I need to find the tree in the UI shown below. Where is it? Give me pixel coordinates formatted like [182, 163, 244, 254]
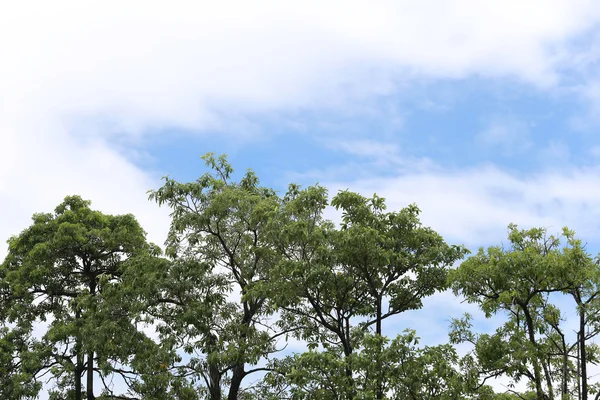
[560, 229, 600, 400]
[0, 195, 164, 400]
[449, 225, 589, 400]
[331, 191, 467, 399]
[261, 186, 466, 398]
[148, 153, 285, 400]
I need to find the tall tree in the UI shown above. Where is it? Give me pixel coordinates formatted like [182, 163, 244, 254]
[148, 153, 284, 400]
[331, 191, 467, 399]
[0, 195, 164, 400]
[559, 229, 600, 400]
[262, 186, 466, 398]
[449, 225, 586, 400]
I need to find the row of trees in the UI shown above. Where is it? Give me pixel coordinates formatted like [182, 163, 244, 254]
[1, 153, 600, 399]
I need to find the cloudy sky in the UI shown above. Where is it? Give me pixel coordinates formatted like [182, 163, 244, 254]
[3, 0, 600, 394]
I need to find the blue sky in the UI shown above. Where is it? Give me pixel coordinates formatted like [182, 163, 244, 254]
[138, 76, 585, 179]
[3, 0, 600, 394]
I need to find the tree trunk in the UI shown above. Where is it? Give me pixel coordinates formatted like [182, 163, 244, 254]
[228, 301, 253, 400]
[562, 336, 568, 398]
[75, 351, 83, 400]
[577, 339, 582, 400]
[209, 384, 221, 400]
[376, 296, 383, 400]
[523, 307, 545, 400]
[573, 288, 588, 400]
[580, 313, 588, 400]
[542, 360, 554, 400]
[228, 364, 245, 400]
[86, 274, 96, 399]
[342, 318, 355, 400]
[86, 351, 94, 399]
[206, 331, 222, 400]
[75, 308, 83, 400]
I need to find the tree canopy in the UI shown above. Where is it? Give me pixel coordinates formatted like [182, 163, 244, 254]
[1, 154, 599, 400]
[0, 195, 170, 399]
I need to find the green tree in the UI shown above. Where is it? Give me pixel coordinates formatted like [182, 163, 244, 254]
[449, 225, 588, 400]
[262, 186, 466, 398]
[148, 153, 285, 400]
[0, 195, 164, 400]
[560, 229, 600, 400]
[331, 191, 467, 399]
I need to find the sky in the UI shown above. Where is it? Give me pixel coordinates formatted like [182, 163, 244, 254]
[3, 0, 600, 395]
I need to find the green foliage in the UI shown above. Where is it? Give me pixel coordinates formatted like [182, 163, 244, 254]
[147, 153, 283, 400]
[450, 225, 600, 400]
[5, 155, 600, 400]
[0, 195, 166, 399]
[0, 324, 42, 399]
[255, 184, 468, 399]
[331, 191, 468, 324]
[267, 329, 481, 399]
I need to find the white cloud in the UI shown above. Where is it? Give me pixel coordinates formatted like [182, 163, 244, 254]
[324, 163, 600, 248]
[0, 114, 170, 258]
[0, 1, 598, 254]
[320, 138, 405, 166]
[1, 1, 596, 245]
[1, 0, 600, 135]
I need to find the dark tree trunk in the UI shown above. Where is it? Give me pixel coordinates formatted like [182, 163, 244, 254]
[228, 364, 246, 400]
[75, 352, 83, 400]
[208, 360, 222, 400]
[343, 342, 355, 399]
[75, 307, 83, 400]
[572, 288, 588, 400]
[561, 335, 568, 398]
[523, 307, 545, 400]
[376, 296, 383, 400]
[542, 361, 554, 400]
[228, 300, 253, 400]
[341, 316, 355, 400]
[86, 270, 96, 399]
[86, 351, 94, 400]
[581, 313, 588, 400]
[206, 332, 222, 400]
